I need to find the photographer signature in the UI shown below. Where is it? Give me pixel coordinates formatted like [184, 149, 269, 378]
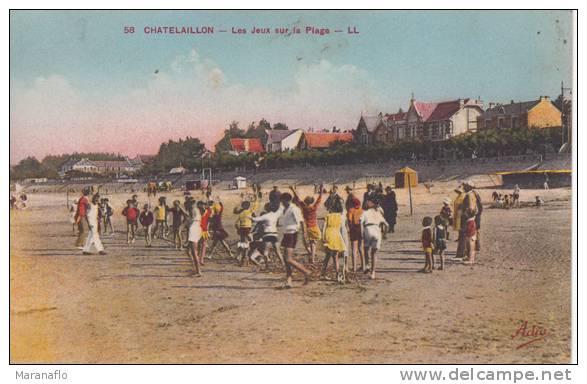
[511, 320, 549, 349]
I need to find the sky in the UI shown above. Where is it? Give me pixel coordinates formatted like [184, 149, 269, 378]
[10, 10, 573, 164]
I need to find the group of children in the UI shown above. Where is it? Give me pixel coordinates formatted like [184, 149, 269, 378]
[420, 180, 482, 273]
[229, 184, 393, 284]
[72, 180, 485, 287]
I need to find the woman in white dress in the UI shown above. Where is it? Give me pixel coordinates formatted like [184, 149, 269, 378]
[186, 198, 202, 276]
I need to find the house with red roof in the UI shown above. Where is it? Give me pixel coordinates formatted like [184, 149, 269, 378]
[229, 138, 265, 155]
[298, 132, 353, 150]
[400, 98, 484, 141]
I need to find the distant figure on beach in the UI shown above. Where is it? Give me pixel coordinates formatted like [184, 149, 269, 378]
[512, 185, 521, 206]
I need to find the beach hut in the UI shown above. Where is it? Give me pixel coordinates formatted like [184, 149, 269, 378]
[394, 167, 418, 188]
[233, 176, 247, 189]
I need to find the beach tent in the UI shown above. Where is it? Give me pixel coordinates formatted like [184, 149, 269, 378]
[233, 176, 247, 189]
[394, 167, 418, 188]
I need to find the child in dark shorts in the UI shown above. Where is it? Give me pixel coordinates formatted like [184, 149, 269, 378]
[433, 215, 447, 270]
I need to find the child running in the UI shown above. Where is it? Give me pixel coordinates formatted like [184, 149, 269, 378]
[252, 202, 284, 269]
[198, 201, 213, 264]
[421, 216, 434, 273]
[290, 184, 323, 263]
[233, 197, 259, 266]
[320, 197, 347, 283]
[360, 198, 388, 279]
[279, 193, 310, 288]
[208, 202, 233, 259]
[433, 215, 447, 270]
[122, 199, 139, 244]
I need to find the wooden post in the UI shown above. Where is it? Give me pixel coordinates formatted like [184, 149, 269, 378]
[407, 173, 413, 216]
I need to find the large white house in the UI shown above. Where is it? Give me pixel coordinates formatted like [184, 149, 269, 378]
[264, 129, 304, 152]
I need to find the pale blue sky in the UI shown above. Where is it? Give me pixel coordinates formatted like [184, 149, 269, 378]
[9, 10, 573, 162]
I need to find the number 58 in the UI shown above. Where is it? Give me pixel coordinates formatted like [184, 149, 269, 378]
[124, 26, 135, 34]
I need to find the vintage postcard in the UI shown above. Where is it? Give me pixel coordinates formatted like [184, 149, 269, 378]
[9, 10, 575, 365]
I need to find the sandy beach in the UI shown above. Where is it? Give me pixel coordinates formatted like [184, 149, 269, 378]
[9, 180, 572, 363]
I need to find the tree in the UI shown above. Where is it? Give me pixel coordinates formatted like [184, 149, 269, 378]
[143, 137, 207, 174]
[272, 122, 288, 130]
[10, 157, 45, 179]
[215, 121, 245, 153]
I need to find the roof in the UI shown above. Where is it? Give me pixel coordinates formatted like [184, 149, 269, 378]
[396, 166, 417, 174]
[481, 100, 540, 119]
[361, 116, 383, 133]
[385, 111, 407, 122]
[266, 129, 296, 144]
[230, 138, 265, 153]
[92, 160, 132, 168]
[302, 132, 353, 149]
[413, 99, 471, 122]
[133, 154, 156, 164]
[61, 158, 81, 168]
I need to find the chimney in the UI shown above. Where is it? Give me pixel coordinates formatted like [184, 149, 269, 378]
[510, 100, 515, 104]
[459, 98, 465, 108]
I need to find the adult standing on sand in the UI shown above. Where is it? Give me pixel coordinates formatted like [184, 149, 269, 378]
[468, 181, 483, 254]
[83, 194, 107, 255]
[461, 181, 478, 264]
[380, 186, 398, 234]
[75, 188, 91, 248]
[453, 185, 466, 259]
[279, 192, 310, 288]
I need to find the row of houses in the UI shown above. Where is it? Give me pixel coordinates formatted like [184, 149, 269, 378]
[59, 155, 155, 176]
[227, 130, 354, 155]
[356, 95, 562, 145]
[222, 95, 563, 155]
